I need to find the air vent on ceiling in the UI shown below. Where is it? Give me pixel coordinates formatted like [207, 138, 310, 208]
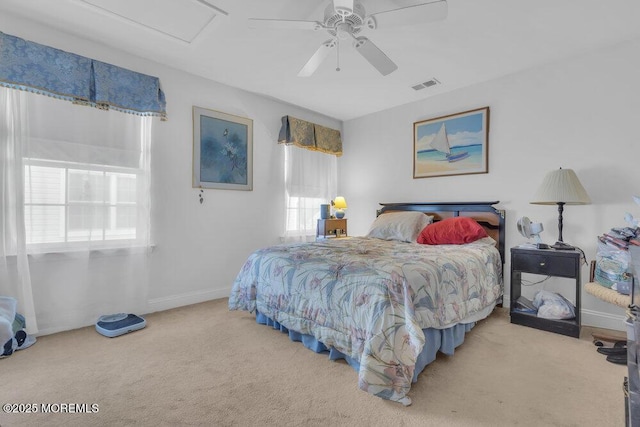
[411, 78, 440, 91]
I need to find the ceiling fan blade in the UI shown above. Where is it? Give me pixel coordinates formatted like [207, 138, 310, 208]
[353, 37, 397, 76]
[248, 18, 322, 30]
[333, 0, 355, 17]
[298, 40, 336, 77]
[369, 0, 448, 29]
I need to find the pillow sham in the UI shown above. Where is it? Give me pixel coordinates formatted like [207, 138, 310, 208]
[366, 211, 433, 242]
[417, 216, 488, 245]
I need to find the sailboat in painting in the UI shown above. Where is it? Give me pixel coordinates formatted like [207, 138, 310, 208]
[430, 123, 469, 162]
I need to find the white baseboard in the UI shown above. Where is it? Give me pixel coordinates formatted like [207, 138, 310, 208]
[38, 323, 93, 337]
[146, 288, 229, 313]
[581, 308, 626, 332]
[34, 289, 229, 337]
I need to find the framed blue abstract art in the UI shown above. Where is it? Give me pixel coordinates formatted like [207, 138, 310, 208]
[193, 106, 253, 191]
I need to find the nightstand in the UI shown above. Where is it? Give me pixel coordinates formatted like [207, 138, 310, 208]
[510, 246, 581, 338]
[317, 218, 347, 240]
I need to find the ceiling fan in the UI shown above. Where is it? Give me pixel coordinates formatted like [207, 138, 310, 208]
[248, 0, 448, 77]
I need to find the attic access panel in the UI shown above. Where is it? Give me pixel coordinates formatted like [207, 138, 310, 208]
[79, 0, 227, 43]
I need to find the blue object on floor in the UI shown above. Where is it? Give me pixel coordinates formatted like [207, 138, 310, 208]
[95, 313, 146, 338]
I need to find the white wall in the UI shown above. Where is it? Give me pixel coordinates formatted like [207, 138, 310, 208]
[341, 38, 640, 331]
[4, 14, 638, 334]
[0, 15, 341, 335]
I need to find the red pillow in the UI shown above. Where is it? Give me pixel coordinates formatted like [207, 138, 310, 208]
[417, 217, 488, 245]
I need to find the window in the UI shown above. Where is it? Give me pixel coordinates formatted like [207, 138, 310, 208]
[20, 91, 151, 252]
[24, 161, 141, 246]
[283, 145, 337, 242]
[284, 195, 325, 235]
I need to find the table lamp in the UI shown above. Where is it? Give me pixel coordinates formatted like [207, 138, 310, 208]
[530, 167, 590, 249]
[332, 196, 347, 219]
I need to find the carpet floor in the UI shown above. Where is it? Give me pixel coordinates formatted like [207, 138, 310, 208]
[0, 299, 627, 426]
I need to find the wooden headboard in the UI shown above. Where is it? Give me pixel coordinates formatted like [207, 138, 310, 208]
[377, 201, 506, 264]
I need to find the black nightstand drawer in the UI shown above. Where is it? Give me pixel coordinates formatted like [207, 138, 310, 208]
[512, 252, 576, 277]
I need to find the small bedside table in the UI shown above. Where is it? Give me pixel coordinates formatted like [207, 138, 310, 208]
[317, 218, 347, 240]
[510, 246, 581, 338]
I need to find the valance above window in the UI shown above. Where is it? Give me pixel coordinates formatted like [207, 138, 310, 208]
[0, 32, 167, 120]
[278, 115, 342, 156]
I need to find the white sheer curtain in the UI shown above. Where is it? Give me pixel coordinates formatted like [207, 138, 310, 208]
[0, 88, 38, 334]
[1, 87, 153, 333]
[283, 144, 337, 242]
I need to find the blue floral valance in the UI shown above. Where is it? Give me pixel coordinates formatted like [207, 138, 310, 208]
[278, 115, 342, 156]
[0, 32, 167, 120]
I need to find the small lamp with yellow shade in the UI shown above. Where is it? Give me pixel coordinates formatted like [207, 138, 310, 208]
[332, 196, 348, 219]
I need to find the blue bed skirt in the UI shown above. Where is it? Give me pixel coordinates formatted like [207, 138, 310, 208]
[255, 311, 474, 382]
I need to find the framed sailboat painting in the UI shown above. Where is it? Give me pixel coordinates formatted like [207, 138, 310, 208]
[413, 107, 489, 178]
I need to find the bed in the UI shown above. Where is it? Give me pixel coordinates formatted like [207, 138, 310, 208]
[229, 201, 505, 405]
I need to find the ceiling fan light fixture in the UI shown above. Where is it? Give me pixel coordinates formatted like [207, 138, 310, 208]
[250, 0, 447, 76]
[336, 22, 353, 40]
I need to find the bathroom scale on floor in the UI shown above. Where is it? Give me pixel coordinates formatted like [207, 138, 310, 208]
[95, 313, 146, 338]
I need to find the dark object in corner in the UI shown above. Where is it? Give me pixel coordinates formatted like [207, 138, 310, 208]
[606, 353, 627, 365]
[513, 296, 537, 314]
[597, 346, 626, 356]
[552, 241, 575, 250]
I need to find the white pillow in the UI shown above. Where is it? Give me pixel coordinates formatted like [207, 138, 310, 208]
[366, 211, 433, 242]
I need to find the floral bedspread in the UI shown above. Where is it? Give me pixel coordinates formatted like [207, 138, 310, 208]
[228, 236, 502, 405]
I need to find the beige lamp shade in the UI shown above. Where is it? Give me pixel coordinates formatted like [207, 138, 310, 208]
[530, 168, 590, 244]
[333, 196, 348, 209]
[530, 168, 591, 205]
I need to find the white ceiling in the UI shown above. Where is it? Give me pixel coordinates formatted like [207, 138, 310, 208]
[2, 0, 640, 121]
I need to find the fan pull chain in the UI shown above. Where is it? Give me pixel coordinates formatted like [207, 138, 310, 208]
[336, 40, 341, 72]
